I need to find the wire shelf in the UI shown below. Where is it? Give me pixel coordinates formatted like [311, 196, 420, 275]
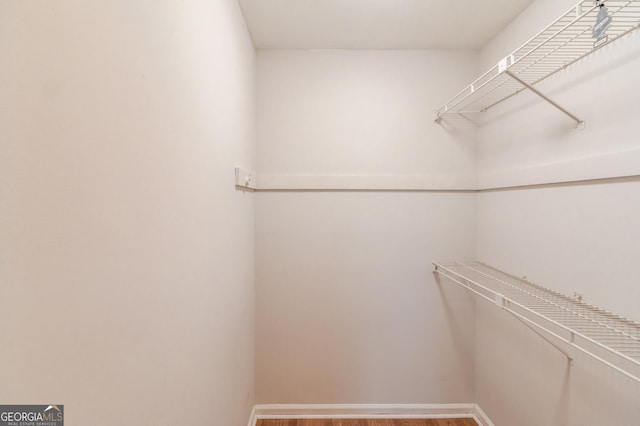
[435, 0, 640, 124]
[434, 261, 640, 384]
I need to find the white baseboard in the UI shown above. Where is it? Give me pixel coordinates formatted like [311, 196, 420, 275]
[247, 405, 256, 426]
[473, 403, 496, 426]
[249, 403, 495, 425]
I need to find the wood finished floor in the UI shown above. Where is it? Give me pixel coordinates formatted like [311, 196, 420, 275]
[256, 419, 478, 426]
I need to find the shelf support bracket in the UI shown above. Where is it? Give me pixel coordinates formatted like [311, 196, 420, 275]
[505, 70, 584, 128]
[434, 261, 640, 384]
[507, 309, 574, 366]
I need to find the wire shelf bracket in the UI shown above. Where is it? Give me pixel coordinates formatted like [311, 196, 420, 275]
[434, 0, 640, 128]
[433, 261, 640, 384]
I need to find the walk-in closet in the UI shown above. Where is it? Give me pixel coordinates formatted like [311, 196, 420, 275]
[2, 1, 639, 425]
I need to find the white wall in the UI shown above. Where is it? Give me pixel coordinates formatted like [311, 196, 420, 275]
[475, 1, 640, 424]
[256, 192, 477, 403]
[257, 50, 478, 190]
[255, 50, 478, 404]
[478, 180, 640, 323]
[478, 1, 640, 188]
[0, 1, 255, 425]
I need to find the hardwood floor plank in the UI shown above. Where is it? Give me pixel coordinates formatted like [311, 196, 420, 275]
[339, 420, 368, 426]
[391, 420, 427, 426]
[256, 420, 297, 426]
[307, 420, 335, 426]
[368, 420, 392, 426]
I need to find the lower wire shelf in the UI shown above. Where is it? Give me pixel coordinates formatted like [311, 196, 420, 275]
[434, 261, 640, 384]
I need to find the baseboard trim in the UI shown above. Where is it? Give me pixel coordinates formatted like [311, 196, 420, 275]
[472, 404, 495, 426]
[250, 403, 495, 425]
[247, 406, 256, 426]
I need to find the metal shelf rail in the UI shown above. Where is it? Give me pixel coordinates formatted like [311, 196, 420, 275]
[433, 261, 640, 384]
[434, 0, 640, 126]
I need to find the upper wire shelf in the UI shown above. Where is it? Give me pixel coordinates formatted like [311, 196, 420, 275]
[434, 261, 640, 384]
[435, 0, 640, 125]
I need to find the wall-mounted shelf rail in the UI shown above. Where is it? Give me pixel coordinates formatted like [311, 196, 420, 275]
[434, 261, 640, 384]
[435, 0, 640, 125]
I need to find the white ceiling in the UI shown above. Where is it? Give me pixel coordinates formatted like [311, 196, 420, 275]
[238, 0, 535, 50]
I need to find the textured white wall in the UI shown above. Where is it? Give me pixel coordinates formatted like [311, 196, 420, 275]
[475, 1, 640, 424]
[255, 50, 478, 404]
[0, 1, 256, 425]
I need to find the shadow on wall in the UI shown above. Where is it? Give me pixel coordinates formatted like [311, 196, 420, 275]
[433, 271, 476, 388]
[553, 361, 571, 426]
[435, 112, 479, 143]
[477, 302, 640, 426]
[478, 33, 640, 130]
